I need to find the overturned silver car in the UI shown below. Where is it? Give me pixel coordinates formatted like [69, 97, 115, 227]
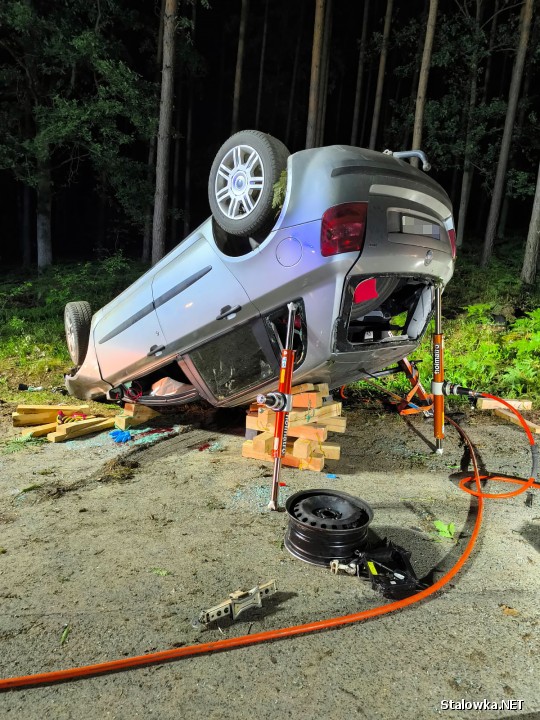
[64, 130, 456, 407]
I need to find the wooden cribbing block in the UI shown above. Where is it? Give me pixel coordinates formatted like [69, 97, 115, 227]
[242, 440, 325, 471]
[116, 403, 161, 429]
[493, 408, 540, 433]
[292, 438, 341, 460]
[288, 423, 328, 441]
[291, 392, 324, 409]
[316, 416, 347, 432]
[15, 404, 89, 414]
[252, 431, 275, 454]
[476, 398, 532, 411]
[13, 411, 59, 426]
[47, 417, 115, 442]
[255, 401, 342, 427]
[13, 407, 91, 426]
[123, 403, 160, 420]
[290, 383, 315, 395]
[21, 422, 58, 438]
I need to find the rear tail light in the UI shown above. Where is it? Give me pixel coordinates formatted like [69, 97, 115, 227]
[448, 228, 457, 259]
[321, 202, 368, 257]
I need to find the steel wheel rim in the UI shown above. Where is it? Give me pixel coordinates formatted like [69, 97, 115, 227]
[214, 144, 264, 219]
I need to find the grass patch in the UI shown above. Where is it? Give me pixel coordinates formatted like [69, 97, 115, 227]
[0, 253, 145, 404]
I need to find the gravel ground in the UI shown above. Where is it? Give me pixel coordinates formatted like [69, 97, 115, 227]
[0, 400, 539, 720]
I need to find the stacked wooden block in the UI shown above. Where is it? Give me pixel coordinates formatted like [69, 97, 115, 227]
[242, 383, 346, 471]
[476, 397, 539, 433]
[12, 403, 160, 442]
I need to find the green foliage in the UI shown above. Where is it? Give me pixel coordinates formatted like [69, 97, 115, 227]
[433, 520, 455, 540]
[0, 0, 159, 228]
[0, 255, 146, 385]
[272, 170, 288, 211]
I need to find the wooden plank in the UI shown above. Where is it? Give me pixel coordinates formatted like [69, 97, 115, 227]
[47, 418, 115, 442]
[252, 431, 275, 454]
[15, 404, 89, 414]
[291, 392, 324, 409]
[320, 442, 341, 460]
[257, 401, 342, 426]
[292, 438, 314, 458]
[314, 383, 330, 395]
[290, 383, 316, 395]
[287, 423, 328, 441]
[316, 416, 347, 432]
[477, 398, 532, 411]
[122, 403, 160, 420]
[291, 438, 341, 461]
[20, 422, 58, 438]
[13, 411, 60, 426]
[246, 407, 344, 434]
[493, 408, 540, 433]
[115, 414, 156, 430]
[242, 440, 325, 471]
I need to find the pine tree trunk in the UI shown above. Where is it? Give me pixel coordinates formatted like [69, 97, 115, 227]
[170, 79, 182, 245]
[369, 0, 393, 150]
[36, 159, 52, 271]
[316, 0, 332, 147]
[21, 184, 32, 267]
[285, 0, 306, 147]
[360, 62, 374, 146]
[482, 0, 499, 102]
[183, 81, 194, 238]
[232, 0, 249, 134]
[456, 0, 481, 247]
[151, 0, 177, 266]
[255, 0, 269, 129]
[350, 0, 370, 145]
[183, 1, 197, 239]
[521, 163, 540, 285]
[306, 0, 326, 149]
[411, 0, 438, 166]
[481, 0, 533, 267]
[143, 0, 166, 264]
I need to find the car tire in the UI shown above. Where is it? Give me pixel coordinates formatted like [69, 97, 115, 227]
[64, 301, 92, 366]
[208, 130, 290, 237]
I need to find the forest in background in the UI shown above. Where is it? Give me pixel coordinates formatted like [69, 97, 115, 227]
[0, 0, 539, 279]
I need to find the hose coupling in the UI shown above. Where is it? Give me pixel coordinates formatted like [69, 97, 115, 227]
[441, 382, 482, 398]
[257, 391, 292, 412]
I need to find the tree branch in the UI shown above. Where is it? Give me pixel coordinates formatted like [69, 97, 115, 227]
[481, 1, 523, 29]
[0, 40, 39, 104]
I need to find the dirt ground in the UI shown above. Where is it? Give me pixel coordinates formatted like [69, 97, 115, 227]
[0, 397, 539, 720]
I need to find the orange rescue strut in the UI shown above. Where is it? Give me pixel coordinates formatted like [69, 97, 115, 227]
[432, 286, 445, 454]
[257, 302, 297, 510]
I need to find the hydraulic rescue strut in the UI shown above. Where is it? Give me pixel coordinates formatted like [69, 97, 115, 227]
[432, 286, 445, 454]
[257, 302, 298, 511]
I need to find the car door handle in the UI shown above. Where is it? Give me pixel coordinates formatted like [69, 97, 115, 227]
[216, 304, 241, 321]
[147, 344, 166, 357]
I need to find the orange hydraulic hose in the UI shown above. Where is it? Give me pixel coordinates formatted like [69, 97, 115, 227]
[0, 394, 538, 691]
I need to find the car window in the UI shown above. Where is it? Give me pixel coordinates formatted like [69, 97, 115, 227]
[189, 319, 278, 400]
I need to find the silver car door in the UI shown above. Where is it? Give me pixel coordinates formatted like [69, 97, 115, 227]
[151, 229, 259, 354]
[93, 277, 165, 385]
